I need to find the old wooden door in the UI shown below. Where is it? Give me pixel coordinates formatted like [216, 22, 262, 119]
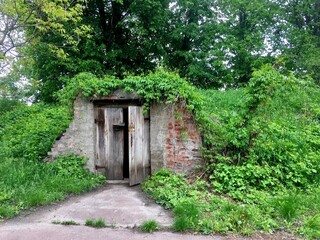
[95, 105, 150, 185]
[95, 107, 124, 180]
[128, 106, 150, 186]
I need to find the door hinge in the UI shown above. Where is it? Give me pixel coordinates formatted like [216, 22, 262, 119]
[95, 165, 106, 170]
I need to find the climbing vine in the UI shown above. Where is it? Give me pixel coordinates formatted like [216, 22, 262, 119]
[56, 70, 213, 147]
[56, 70, 203, 113]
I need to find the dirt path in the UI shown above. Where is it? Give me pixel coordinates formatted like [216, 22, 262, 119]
[0, 184, 296, 240]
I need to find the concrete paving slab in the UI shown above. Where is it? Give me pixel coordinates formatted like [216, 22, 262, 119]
[0, 223, 225, 240]
[34, 184, 172, 228]
[0, 184, 297, 240]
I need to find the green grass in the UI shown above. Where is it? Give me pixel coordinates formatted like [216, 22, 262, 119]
[85, 218, 107, 228]
[143, 169, 320, 239]
[273, 194, 300, 221]
[172, 199, 199, 232]
[139, 220, 159, 233]
[0, 103, 105, 220]
[299, 215, 320, 238]
[196, 88, 246, 117]
[0, 155, 105, 219]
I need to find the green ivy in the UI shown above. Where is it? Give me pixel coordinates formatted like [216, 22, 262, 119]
[56, 70, 204, 113]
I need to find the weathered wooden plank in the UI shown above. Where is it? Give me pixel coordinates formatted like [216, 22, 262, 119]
[105, 108, 124, 180]
[129, 106, 145, 186]
[111, 108, 124, 180]
[95, 108, 106, 175]
[96, 106, 149, 184]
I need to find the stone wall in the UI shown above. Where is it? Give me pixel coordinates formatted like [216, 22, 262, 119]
[150, 103, 202, 175]
[49, 95, 203, 176]
[48, 95, 96, 171]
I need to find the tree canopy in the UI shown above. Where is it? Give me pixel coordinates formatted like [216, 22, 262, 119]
[0, 0, 319, 102]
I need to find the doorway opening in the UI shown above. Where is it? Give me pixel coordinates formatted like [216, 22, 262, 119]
[94, 103, 150, 186]
[123, 107, 129, 179]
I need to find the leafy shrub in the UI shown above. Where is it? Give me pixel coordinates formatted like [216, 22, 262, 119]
[142, 169, 190, 209]
[51, 154, 92, 179]
[56, 70, 203, 114]
[203, 66, 320, 200]
[143, 169, 278, 235]
[143, 169, 320, 238]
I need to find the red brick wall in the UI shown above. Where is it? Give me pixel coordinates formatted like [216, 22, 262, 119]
[150, 103, 202, 175]
[165, 104, 202, 174]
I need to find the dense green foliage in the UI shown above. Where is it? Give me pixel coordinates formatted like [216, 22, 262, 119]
[134, 66, 320, 238]
[0, 98, 22, 116]
[0, 104, 105, 219]
[143, 169, 320, 238]
[2, 0, 318, 102]
[0, 104, 70, 161]
[278, 0, 320, 84]
[200, 66, 320, 201]
[56, 70, 202, 113]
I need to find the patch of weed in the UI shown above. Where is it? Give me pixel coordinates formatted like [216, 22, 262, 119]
[273, 194, 300, 221]
[139, 220, 159, 233]
[173, 217, 192, 232]
[0, 205, 18, 219]
[85, 218, 107, 228]
[299, 214, 320, 239]
[173, 199, 199, 232]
